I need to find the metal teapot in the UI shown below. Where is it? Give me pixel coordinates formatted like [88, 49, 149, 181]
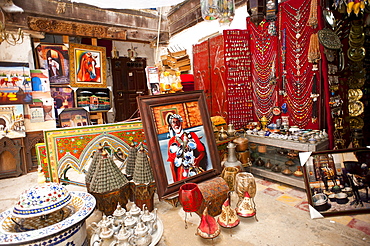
[140, 206, 157, 234]
[129, 222, 152, 246]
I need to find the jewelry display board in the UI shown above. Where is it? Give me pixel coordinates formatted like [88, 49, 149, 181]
[223, 29, 253, 129]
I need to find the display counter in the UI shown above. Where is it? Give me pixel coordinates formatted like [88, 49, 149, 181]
[243, 134, 329, 189]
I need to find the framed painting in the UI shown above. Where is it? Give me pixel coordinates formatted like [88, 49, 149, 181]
[137, 91, 221, 199]
[69, 43, 107, 88]
[0, 104, 26, 139]
[58, 107, 90, 128]
[0, 62, 32, 104]
[35, 44, 70, 85]
[301, 147, 370, 218]
[50, 86, 74, 109]
[75, 88, 111, 112]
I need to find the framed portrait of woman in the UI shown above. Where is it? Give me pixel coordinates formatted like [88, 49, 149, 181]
[137, 91, 221, 199]
[69, 43, 107, 88]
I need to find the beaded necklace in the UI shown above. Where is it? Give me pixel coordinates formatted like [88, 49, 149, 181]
[249, 20, 277, 121]
[280, 0, 317, 128]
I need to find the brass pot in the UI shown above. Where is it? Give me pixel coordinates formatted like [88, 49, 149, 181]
[238, 151, 250, 165]
[233, 137, 249, 152]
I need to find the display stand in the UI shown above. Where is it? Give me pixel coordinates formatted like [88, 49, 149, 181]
[244, 134, 329, 189]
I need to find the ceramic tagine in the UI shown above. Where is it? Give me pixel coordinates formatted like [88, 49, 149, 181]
[0, 183, 96, 246]
[293, 166, 304, 177]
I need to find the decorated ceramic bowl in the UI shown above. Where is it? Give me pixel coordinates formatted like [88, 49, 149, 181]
[13, 182, 72, 218]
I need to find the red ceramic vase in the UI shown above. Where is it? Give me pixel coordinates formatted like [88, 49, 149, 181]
[179, 183, 203, 212]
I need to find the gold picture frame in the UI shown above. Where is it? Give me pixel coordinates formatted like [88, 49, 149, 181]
[69, 43, 107, 88]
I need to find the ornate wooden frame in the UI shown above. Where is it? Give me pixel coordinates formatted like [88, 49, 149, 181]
[137, 91, 221, 199]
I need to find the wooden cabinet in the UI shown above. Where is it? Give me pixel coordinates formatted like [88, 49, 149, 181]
[0, 137, 24, 178]
[245, 135, 329, 189]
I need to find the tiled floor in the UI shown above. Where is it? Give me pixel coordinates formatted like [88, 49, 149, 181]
[255, 178, 370, 236]
[1, 172, 369, 245]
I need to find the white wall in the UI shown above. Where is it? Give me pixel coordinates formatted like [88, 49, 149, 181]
[0, 34, 34, 66]
[112, 41, 155, 66]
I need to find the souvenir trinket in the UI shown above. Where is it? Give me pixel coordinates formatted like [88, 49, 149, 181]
[236, 191, 256, 218]
[217, 196, 239, 228]
[196, 207, 221, 239]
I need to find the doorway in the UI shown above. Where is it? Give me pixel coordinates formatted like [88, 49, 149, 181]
[111, 57, 148, 122]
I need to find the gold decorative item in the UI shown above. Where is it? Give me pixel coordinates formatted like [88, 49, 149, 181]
[347, 47, 366, 62]
[259, 116, 269, 129]
[221, 166, 239, 191]
[349, 117, 364, 130]
[217, 195, 240, 228]
[235, 172, 256, 199]
[348, 101, 364, 117]
[348, 89, 363, 101]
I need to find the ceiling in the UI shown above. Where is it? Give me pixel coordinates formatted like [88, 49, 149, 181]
[70, 0, 187, 9]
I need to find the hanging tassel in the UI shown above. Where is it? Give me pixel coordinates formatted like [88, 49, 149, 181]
[308, 33, 321, 70]
[308, 0, 318, 28]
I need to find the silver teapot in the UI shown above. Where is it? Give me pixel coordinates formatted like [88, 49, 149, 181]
[129, 222, 152, 246]
[140, 206, 157, 234]
[110, 227, 132, 246]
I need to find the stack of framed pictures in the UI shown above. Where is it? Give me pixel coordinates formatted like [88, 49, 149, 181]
[35, 43, 111, 127]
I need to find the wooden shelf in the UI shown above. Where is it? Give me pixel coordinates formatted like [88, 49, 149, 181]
[244, 134, 329, 152]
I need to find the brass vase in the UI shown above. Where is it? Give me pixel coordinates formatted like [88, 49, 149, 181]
[220, 166, 239, 191]
[235, 172, 256, 199]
